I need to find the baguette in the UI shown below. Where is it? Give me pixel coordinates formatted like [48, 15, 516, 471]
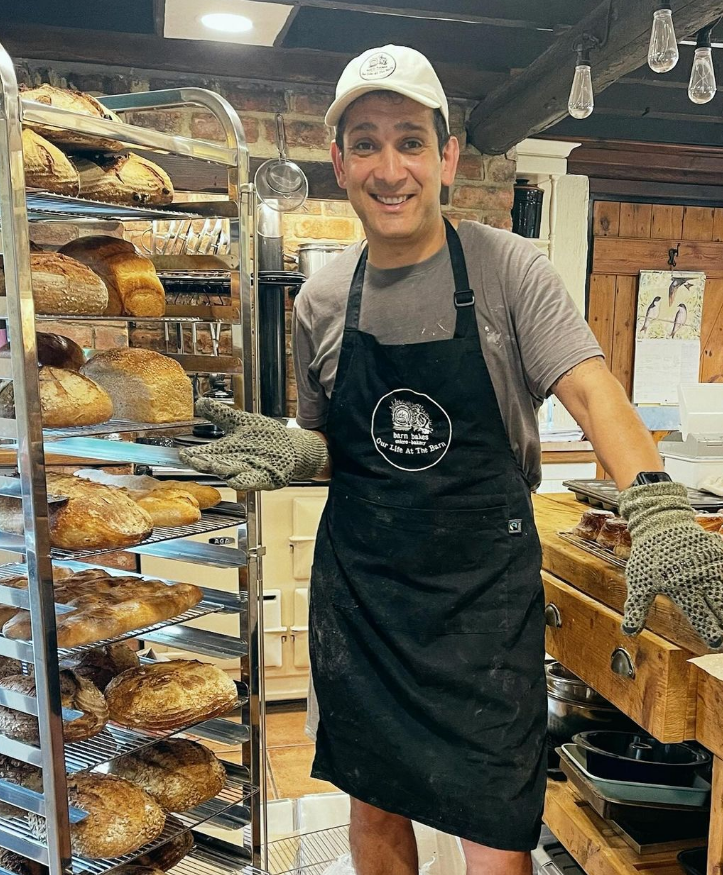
[73, 153, 173, 207]
[0, 670, 108, 743]
[109, 739, 226, 811]
[4, 582, 202, 648]
[60, 236, 165, 317]
[0, 366, 113, 428]
[81, 349, 193, 423]
[0, 252, 109, 316]
[22, 128, 79, 195]
[28, 772, 166, 859]
[106, 660, 238, 731]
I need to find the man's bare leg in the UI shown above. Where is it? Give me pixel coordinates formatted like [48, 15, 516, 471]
[349, 798, 418, 875]
[461, 839, 532, 875]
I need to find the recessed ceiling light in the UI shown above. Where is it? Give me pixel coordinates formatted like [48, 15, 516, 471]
[200, 12, 254, 33]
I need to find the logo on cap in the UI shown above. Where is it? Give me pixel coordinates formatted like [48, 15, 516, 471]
[359, 51, 397, 81]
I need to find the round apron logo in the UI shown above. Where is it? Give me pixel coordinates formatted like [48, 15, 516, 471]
[359, 52, 397, 81]
[371, 389, 452, 471]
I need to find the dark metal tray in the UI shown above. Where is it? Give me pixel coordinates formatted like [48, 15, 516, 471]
[563, 479, 723, 512]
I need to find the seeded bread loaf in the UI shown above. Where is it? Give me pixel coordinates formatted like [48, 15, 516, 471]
[0, 252, 108, 316]
[60, 236, 165, 317]
[0, 847, 46, 875]
[0, 755, 42, 819]
[106, 660, 238, 731]
[80, 348, 193, 423]
[0, 670, 108, 743]
[28, 772, 166, 859]
[0, 366, 113, 428]
[22, 128, 79, 195]
[73, 153, 173, 207]
[109, 739, 226, 811]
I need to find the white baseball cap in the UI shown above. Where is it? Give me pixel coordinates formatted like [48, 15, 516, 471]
[325, 45, 449, 132]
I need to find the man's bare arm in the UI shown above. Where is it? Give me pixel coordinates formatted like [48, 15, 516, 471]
[551, 357, 663, 489]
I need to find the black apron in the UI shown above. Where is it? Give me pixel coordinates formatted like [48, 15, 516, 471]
[308, 220, 547, 851]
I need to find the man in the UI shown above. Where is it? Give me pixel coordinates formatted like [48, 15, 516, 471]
[181, 45, 723, 875]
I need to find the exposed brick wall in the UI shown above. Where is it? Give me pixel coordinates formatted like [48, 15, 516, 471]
[15, 60, 516, 415]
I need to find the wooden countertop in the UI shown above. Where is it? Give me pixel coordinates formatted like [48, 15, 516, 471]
[533, 492, 709, 657]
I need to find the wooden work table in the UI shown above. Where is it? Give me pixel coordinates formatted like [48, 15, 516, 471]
[535, 493, 723, 875]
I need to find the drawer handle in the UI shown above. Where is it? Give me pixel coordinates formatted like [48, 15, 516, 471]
[544, 603, 562, 628]
[611, 647, 636, 679]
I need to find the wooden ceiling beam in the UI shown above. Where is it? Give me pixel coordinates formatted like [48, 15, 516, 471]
[467, 0, 723, 155]
[0, 23, 504, 99]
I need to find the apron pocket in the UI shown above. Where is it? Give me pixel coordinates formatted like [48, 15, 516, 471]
[325, 491, 512, 637]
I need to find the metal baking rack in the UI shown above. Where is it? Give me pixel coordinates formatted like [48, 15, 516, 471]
[0, 39, 268, 875]
[267, 826, 350, 875]
[557, 531, 627, 569]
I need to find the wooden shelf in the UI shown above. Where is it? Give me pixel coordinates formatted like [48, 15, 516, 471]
[544, 779, 686, 875]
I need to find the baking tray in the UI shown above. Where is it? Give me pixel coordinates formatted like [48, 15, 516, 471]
[609, 813, 707, 856]
[557, 531, 627, 568]
[558, 744, 711, 808]
[678, 848, 707, 875]
[563, 479, 723, 512]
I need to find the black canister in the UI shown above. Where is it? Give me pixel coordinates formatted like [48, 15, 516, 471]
[512, 178, 544, 238]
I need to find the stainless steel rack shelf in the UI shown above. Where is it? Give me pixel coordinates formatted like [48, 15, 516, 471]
[35, 314, 231, 324]
[24, 191, 205, 223]
[0, 764, 256, 874]
[41, 419, 203, 442]
[142, 625, 247, 660]
[170, 837, 262, 875]
[268, 826, 350, 875]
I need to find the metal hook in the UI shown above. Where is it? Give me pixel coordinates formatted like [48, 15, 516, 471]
[668, 243, 680, 268]
[275, 112, 288, 160]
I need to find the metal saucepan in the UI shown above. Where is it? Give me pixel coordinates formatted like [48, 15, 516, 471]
[295, 242, 346, 278]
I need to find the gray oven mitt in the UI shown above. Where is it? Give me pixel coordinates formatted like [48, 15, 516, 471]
[178, 398, 328, 491]
[619, 481, 723, 649]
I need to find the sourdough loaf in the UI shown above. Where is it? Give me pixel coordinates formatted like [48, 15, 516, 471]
[0, 252, 108, 316]
[74, 470, 222, 509]
[22, 129, 79, 196]
[0, 670, 108, 743]
[0, 366, 113, 428]
[28, 772, 166, 859]
[60, 236, 164, 317]
[0, 755, 42, 819]
[133, 489, 201, 527]
[106, 660, 238, 731]
[0, 847, 47, 875]
[21, 84, 124, 151]
[109, 739, 226, 811]
[134, 825, 193, 870]
[61, 642, 140, 692]
[0, 332, 87, 370]
[73, 153, 173, 207]
[81, 349, 193, 423]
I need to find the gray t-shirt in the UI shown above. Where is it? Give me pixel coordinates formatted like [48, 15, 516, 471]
[292, 220, 602, 488]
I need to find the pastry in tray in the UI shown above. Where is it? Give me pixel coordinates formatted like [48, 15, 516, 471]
[134, 826, 194, 870]
[75, 470, 223, 510]
[0, 669, 108, 743]
[105, 660, 238, 731]
[0, 366, 113, 428]
[571, 509, 614, 542]
[109, 739, 226, 811]
[596, 517, 630, 552]
[28, 772, 166, 859]
[20, 83, 125, 152]
[694, 512, 723, 533]
[22, 128, 79, 196]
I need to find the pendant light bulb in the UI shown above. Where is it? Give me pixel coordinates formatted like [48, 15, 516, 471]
[648, 5, 679, 73]
[568, 52, 594, 119]
[689, 47, 717, 103]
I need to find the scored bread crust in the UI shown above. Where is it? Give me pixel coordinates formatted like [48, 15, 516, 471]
[80, 348, 193, 423]
[0, 252, 109, 316]
[106, 660, 238, 731]
[133, 489, 201, 527]
[28, 772, 166, 859]
[60, 236, 165, 317]
[73, 153, 174, 208]
[62, 642, 141, 692]
[109, 739, 226, 811]
[22, 129, 79, 196]
[0, 367, 113, 428]
[21, 84, 125, 151]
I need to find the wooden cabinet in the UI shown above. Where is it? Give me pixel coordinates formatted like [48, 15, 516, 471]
[543, 572, 697, 742]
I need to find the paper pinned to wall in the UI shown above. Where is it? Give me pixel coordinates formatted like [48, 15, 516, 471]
[633, 269, 706, 405]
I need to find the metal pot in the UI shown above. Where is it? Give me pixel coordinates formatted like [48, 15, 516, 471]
[545, 661, 608, 706]
[297, 242, 345, 278]
[547, 691, 632, 742]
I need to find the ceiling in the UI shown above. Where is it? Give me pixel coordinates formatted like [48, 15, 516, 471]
[3, 0, 723, 150]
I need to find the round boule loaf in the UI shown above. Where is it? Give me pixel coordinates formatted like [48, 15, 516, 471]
[109, 739, 226, 811]
[105, 660, 238, 731]
[61, 642, 140, 693]
[28, 772, 166, 859]
[72, 153, 173, 207]
[134, 824, 193, 870]
[22, 128, 79, 196]
[0, 670, 108, 743]
[0, 252, 108, 316]
[0, 366, 113, 428]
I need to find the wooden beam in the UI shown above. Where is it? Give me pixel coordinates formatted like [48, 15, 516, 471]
[254, 0, 593, 29]
[467, 0, 723, 155]
[0, 23, 504, 99]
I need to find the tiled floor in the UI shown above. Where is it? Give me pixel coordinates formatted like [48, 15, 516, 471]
[266, 709, 337, 800]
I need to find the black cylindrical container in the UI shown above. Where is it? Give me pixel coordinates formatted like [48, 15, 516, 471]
[512, 179, 544, 238]
[259, 283, 286, 418]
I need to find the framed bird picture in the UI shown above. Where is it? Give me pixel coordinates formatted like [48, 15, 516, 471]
[633, 269, 706, 405]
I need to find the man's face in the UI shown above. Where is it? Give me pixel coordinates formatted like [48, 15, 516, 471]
[330, 93, 459, 248]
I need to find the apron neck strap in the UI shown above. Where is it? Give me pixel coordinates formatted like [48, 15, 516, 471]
[344, 220, 477, 339]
